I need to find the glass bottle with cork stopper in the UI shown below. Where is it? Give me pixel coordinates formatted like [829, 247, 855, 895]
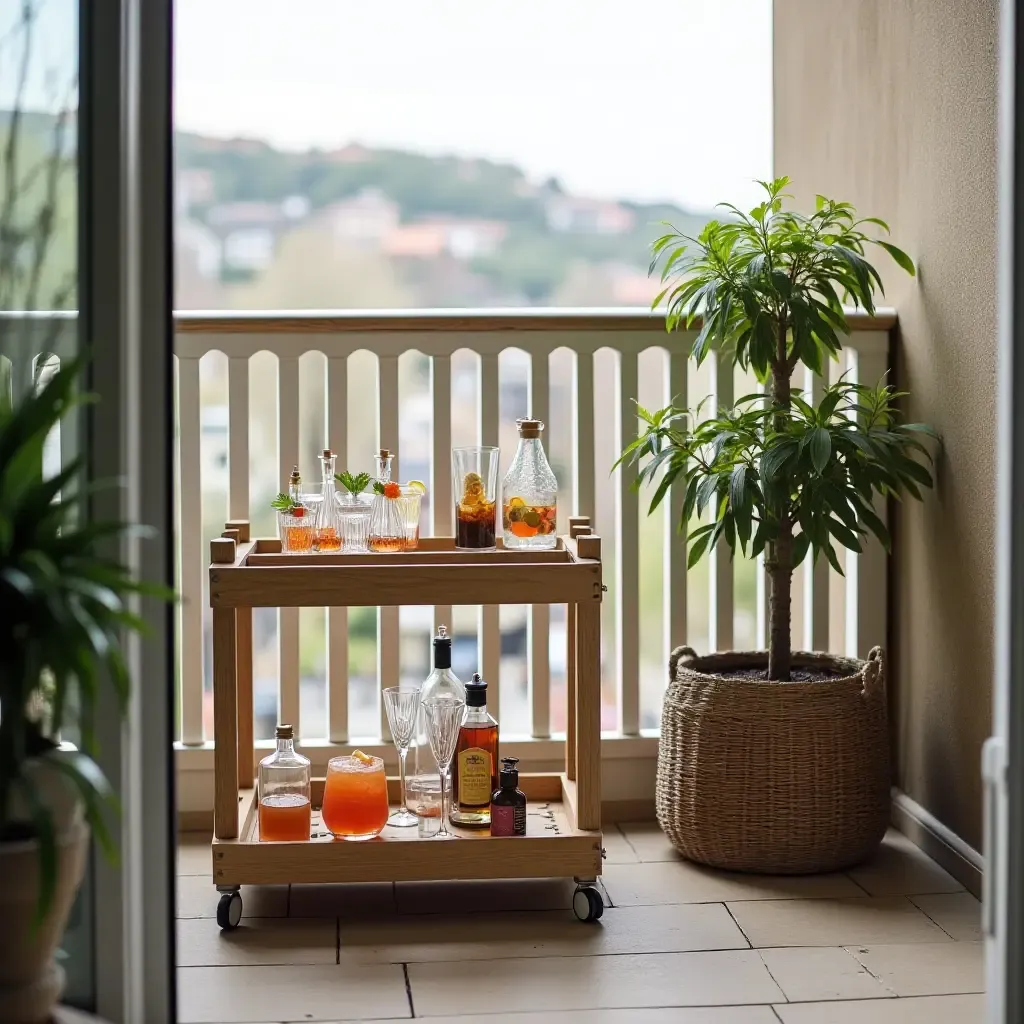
[451, 672, 498, 828]
[313, 449, 343, 552]
[258, 724, 311, 841]
[502, 418, 558, 549]
[368, 448, 405, 552]
[490, 756, 527, 836]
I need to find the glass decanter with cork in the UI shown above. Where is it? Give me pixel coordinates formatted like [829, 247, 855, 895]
[502, 418, 558, 549]
[313, 449, 342, 552]
[368, 449, 406, 552]
[258, 724, 311, 842]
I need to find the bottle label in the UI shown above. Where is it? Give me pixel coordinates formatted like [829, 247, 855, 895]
[490, 803, 527, 837]
[458, 747, 492, 806]
[490, 804, 515, 836]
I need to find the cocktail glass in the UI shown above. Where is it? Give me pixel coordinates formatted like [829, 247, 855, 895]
[321, 754, 389, 841]
[452, 446, 499, 551]
[420, 697, 465, 840]
[382, 687, 420, 827]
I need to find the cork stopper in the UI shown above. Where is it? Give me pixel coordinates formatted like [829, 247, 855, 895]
[321, 448, 333, 460]
[289, 466, 301, 484]
[517, 418, 543, 439]
[378, 448, 391, 458]
[275, 724, 294, 740]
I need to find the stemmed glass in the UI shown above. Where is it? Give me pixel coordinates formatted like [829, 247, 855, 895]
[420, 697, 465, 840]
[382, 686, 420, 827]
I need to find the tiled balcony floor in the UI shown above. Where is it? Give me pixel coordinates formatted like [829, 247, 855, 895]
[176, 825, 984, 1023]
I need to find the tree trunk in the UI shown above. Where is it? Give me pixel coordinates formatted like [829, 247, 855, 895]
[767, 348, 794, 681]
[767, 518, 793, 680]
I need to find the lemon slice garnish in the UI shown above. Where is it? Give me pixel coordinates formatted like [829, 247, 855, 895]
[406, 479, 427, 495]
[351, 749, 374, 764]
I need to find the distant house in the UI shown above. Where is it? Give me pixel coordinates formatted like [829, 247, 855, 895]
[176, 218, 222, 280]
[203, 197, 310, 275]
[382, 223, 448, 258]
[322, 188, 400, 247]
[383, 217, 507, 260]
[545, 195, 635, 235]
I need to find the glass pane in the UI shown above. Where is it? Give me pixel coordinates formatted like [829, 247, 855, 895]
[0, 0, 90, 1008]
[173, 0, 772, 311]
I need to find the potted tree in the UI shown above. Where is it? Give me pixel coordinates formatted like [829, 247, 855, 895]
[0, 358, 168, 1021]
[617, 178, 936, 873]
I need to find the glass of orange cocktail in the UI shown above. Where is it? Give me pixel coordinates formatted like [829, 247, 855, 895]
[322, 753, 390, 841]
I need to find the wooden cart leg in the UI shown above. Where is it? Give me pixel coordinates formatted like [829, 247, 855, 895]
[236, 606, 254, 790]
[575, 600, 602, 830]
[565, 602, 577, 780]
[213, 606, 239, 840]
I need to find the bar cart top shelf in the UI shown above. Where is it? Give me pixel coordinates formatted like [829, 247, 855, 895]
[208, 517, 605, 926]
[210, 529, 605, 609]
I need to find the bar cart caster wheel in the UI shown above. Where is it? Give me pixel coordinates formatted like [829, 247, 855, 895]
[217, 892, 242, 931]
[572, 886, 604, 922]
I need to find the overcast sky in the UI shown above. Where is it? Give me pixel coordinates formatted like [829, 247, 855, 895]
[3, 0, 773, 211]
[174, 0, 773, 210]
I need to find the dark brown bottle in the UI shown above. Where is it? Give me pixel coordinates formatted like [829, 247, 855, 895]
[490, 756, 527, 837]
[451, 672, 498, 828]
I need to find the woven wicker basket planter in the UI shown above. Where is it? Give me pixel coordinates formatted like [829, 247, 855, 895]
[656, 646, 890, 875]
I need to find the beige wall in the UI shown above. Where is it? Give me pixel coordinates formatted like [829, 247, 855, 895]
[774, 0, 998, 850]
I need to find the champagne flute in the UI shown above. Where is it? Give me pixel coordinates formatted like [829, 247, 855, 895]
[382, 686, 420, 827]
[420, 697, 465, 840]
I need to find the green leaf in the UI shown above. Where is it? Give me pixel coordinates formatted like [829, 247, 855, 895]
[687, 528, 713, 568]
[809, 427, 831, 474]
[874, 241, 916, 276]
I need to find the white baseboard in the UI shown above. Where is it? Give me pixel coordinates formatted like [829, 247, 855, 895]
[890, 787, 984, 897]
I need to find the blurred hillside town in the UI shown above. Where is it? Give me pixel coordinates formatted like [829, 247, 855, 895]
[175, 133, 725, 740]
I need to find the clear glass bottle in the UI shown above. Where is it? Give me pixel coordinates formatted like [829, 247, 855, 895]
[501, 418, 558, 549]
[407, 626, 465, 815]
[313, 449, 342, 552]
[258, 724, 311, 841]
[451, 673, 498, 828]
[368, 448, 405, 552]
[288, 465, 302, 503]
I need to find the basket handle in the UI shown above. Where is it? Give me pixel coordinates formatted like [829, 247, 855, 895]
[669, 645, 699, 680]
[863, 645, 886, 697]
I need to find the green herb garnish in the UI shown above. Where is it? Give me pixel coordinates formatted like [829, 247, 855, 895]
[271, 492, 301, 513]
[336, 470, 371, 496]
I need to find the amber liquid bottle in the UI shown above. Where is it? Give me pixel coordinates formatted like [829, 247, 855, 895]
[451, 673, 498, 828]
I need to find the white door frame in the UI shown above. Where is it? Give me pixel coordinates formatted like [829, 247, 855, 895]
[988, 1, 1024, 1021]
[81, 0, 176, 1020]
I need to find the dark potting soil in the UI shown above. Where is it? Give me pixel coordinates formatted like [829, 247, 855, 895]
[703, 666, 849, 683]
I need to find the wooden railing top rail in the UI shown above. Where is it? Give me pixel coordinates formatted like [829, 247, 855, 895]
[174, 306, 897, 335]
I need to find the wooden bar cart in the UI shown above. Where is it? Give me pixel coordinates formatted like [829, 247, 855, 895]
[208, 519, 605, 927]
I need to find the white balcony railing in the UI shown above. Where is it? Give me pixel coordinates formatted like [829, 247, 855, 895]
[169, 308, 894, 813]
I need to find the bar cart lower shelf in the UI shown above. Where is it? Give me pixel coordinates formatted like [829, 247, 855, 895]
[208, 522, 605, 927]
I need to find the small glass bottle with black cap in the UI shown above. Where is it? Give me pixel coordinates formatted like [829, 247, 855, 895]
[490, 756, 527, 837]
[451, 672, 498, 828]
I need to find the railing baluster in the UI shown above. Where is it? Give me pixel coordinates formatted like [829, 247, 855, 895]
[574, 350, 596, 520]
[327, 354, 349, 743]
[665, 345, 688, 664]
[177, 354, 204, 745]
[278, 353, 301, 734]
[849, 338, 889, 659]
[431, 353, 453, 635]
[804, 365, 831, 652]
[378, 354, 400, 740]
[617, 348, 640, 735]
[710, 349, 734, 651]
[478, 351, 501, 707]
[227, 356, 250, 520]
[529, 348, 551, 739]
